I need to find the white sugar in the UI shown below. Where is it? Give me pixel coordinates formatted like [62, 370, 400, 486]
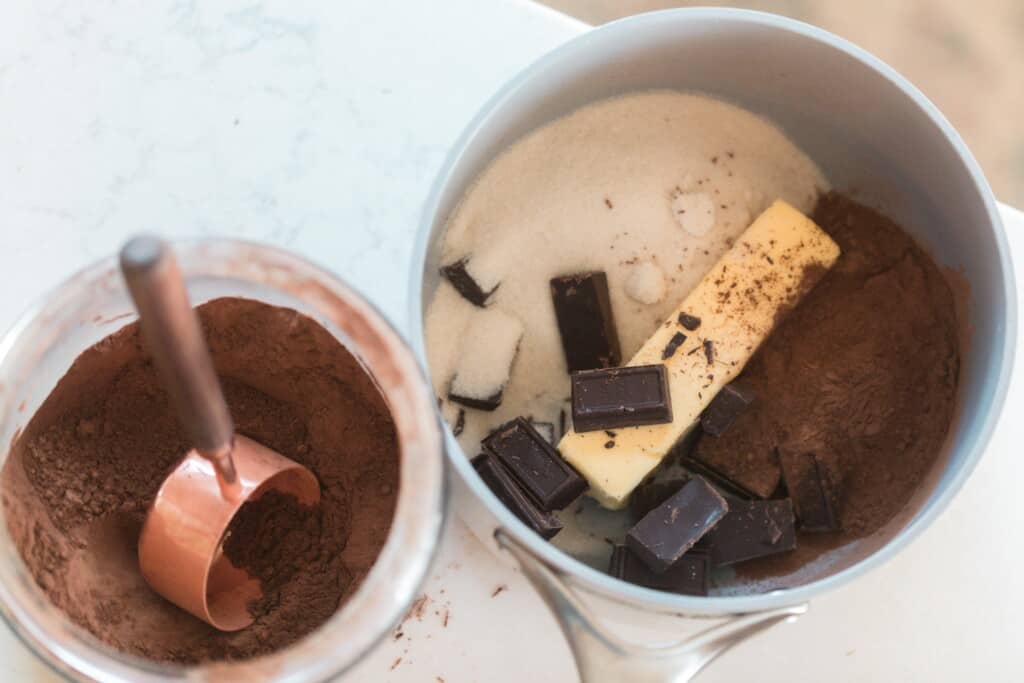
[449, 307, 523, 402]
[426, 90, 826, 453]
[623, 261, 667, 305]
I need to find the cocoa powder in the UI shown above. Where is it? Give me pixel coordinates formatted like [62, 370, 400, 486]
[694, 193, 960, 572]
[0, 297, 399, 663]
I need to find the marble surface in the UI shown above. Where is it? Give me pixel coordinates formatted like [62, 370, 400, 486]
[0, 1, 1022, 681]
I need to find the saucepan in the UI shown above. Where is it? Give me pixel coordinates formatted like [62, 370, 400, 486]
[409, 9, 1016, 681]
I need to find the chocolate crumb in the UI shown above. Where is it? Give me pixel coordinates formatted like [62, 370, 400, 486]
[604, 440, 615, 449]
[491, 585, 507, 598]
[678, 312, 701, 330]
[662, 332, 687, 359]
[703, 340, 715, 365]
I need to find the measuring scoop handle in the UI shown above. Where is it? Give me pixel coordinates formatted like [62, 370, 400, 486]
[120, 236, 236, 466]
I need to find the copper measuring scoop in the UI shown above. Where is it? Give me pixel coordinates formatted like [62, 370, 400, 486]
[121, 236, 321, 632]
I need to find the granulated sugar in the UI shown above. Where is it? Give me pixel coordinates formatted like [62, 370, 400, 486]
[426, 91, 827, 451]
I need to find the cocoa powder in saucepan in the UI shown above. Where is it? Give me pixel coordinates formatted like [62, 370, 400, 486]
[0, 297, 399, 663]
[694, 193, 960, 573]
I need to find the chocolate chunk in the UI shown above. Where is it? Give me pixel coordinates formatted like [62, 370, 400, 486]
[483, 418, 587, 510]
[778, 451, 840, 532]
[677, 312, 701, 330]
[550, 272, 621, 372]
[626, 477, 728, 572]
[570, 365, 672, 432]
[452, 408, 466, 436]
[608, 545, 709, 596]
[677, 451, 758, 500]
[703, 340, 715, 365]
[440, 258, 497, 307]
[472, 453, 562, 539]
[661, 332, 687, 360]
[700, 381, 756, 436]
[706, 499, 797, 566]
[628, 476, 691, 520]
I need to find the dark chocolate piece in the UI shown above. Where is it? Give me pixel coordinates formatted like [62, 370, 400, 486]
[570, 365, 672, 432]
[608, 545, 709, 596]
[778, 451, 840, 532]
[452, 408, 466, 437]
[703, 340, 715, 365]
[678, 312, 701, 330]
[629, 476, 691, 520]
[483, 418, 587, 510]
[626, 477, 728, 572]
[550, 272, 621, 372]
[661, 332, 687, 360]
[706, 499, 797, 566]
[472, 453, 562, 539]
[448, 387, 503, 412]
[440, 258, 497, 307]
[700, 381, 756, 437]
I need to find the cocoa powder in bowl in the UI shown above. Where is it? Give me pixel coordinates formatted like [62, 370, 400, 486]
[0, 297, 400, 663]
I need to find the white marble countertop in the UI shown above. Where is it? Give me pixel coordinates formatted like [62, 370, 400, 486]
[0, 1, 1021, 681]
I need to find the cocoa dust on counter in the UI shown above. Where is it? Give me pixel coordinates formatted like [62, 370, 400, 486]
[694, 192, 960, 573]
[0, 297, 400, 663]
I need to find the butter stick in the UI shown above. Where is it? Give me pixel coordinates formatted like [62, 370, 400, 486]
[558, 200, 840, 509]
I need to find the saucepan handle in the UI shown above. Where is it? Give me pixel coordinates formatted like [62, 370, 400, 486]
[495, 530, 806, 683]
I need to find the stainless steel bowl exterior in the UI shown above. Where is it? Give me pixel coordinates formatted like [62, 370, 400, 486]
[0, 240, 447, 682]
[410, 6, 1015, 632]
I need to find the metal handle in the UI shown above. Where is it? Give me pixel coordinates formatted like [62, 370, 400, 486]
[496, 530, 806, 682]
[120, 235, 237, 483]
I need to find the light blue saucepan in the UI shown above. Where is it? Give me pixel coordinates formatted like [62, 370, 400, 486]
[409, 9, 1016, 681]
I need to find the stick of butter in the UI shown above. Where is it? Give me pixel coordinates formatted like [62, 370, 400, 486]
[557, 200, 841, 509]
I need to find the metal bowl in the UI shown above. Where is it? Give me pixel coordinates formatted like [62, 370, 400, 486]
[409, 8, 1016, 679]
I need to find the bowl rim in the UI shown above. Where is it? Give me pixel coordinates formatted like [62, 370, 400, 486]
[408, 7, 1017, 615]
